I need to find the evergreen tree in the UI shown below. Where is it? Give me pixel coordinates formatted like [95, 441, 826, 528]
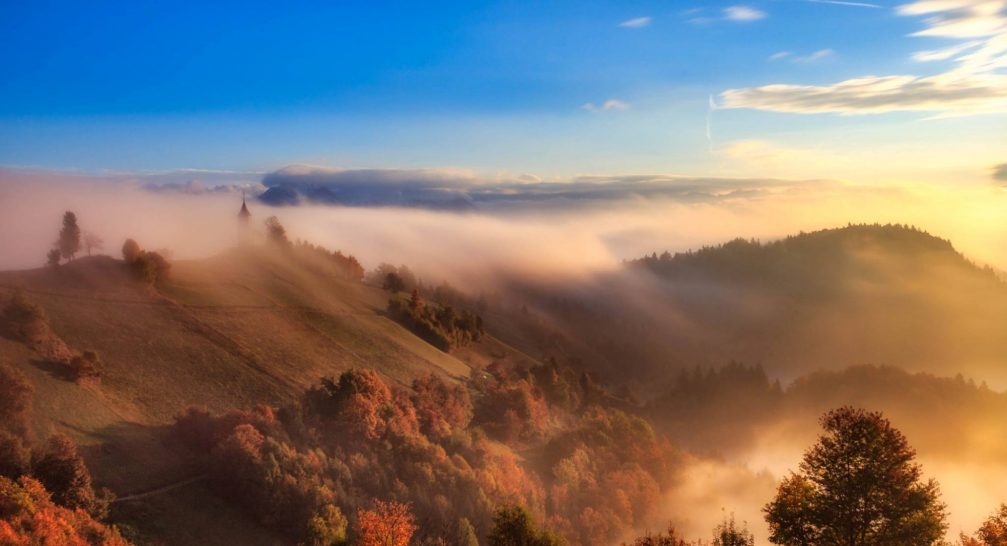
[58, 211, 81, 261]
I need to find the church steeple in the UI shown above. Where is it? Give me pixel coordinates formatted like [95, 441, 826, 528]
[238, 191, 251, 223]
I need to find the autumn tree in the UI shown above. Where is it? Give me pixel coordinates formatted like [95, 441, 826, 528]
[83, 231, 104, 257]
[0, 476, 128, 545]
[487, 505, 561, 546]
[356, 500, 418, 546]
[764, 407, 946, 546]
[58, 211, 81, 261]
[961, 504, 1007, 546]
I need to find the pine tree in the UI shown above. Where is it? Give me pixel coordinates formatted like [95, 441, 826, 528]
[58, 211, 81, 261]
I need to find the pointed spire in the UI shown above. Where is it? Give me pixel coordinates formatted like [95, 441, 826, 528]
[238, 190, 251, 222]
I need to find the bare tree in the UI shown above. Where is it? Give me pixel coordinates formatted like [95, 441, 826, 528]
[83, 232, 104, 257]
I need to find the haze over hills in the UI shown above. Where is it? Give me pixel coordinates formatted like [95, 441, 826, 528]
[502, 224, 1007, 389]
[2, 221, 1007, 544]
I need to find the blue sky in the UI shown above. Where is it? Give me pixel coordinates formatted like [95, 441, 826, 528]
[0, 0, 1003, 179]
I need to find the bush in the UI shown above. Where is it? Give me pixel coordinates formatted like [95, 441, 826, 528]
[131, 250, 170, 285]
[0, 364, 33, 440]
[3, 290, 49, 345]
[69, 351, 102, 382]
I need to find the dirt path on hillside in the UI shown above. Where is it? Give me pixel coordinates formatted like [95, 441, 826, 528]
[111, 474, 207, 503]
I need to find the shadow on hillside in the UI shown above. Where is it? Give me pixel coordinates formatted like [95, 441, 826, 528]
[29, 358, 75, 382]
[68, 421, 202, 494]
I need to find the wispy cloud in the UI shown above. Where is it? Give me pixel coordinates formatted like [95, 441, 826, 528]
[582, 99, 631, 112]
[770, 49, 837, 63]
[807, 0, 882, 8]
[618, 16, 652, 28]
[720, 0, 1007, 115]
[794, 48, 837, 62]
[723, 5, 768, 21]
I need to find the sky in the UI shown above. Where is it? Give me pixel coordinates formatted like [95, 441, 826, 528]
[0, 0, 1003, 184]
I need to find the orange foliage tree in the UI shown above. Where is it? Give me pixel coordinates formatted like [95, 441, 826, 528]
[356, 500, 417, 546]
[0, 476, 128, 545]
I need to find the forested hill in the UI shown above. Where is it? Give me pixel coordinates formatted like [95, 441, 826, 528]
[629, 224, 999, 292]
[505, 224, 1007, 387]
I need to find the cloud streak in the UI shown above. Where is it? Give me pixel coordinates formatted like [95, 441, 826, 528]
[807, 0, 882, 8]
[618, 16, 652, 28]
[721, 0, 1007, 115]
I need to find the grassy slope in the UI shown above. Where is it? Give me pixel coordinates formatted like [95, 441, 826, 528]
[0, 247, 535, 544]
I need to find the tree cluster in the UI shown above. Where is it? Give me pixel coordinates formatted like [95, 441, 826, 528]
[387, 290, 484, 352]
[174, 361, 677, 546]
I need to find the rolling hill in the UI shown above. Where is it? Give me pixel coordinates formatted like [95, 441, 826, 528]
[0, 245, 539, 544]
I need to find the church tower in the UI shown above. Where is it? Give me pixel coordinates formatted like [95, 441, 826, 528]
[238, 191, 251, 224]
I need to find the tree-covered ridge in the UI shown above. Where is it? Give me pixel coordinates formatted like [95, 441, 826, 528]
[630, 223, 999, 290]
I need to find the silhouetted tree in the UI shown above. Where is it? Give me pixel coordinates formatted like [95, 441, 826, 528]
[265, 216, 291, 246]
[121, 238, 141, 263]
[357, 500, 417, 546]
[82, 231, 104, 257]
[487, 505, 561, 546]
[46, 247, 61, 268]
[58, 211, 81, 261]
[764, 407, 946, 546]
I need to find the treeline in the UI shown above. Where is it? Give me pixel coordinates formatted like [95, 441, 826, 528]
[0, 364, 126, 543]
[172, 359, 673, 546]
